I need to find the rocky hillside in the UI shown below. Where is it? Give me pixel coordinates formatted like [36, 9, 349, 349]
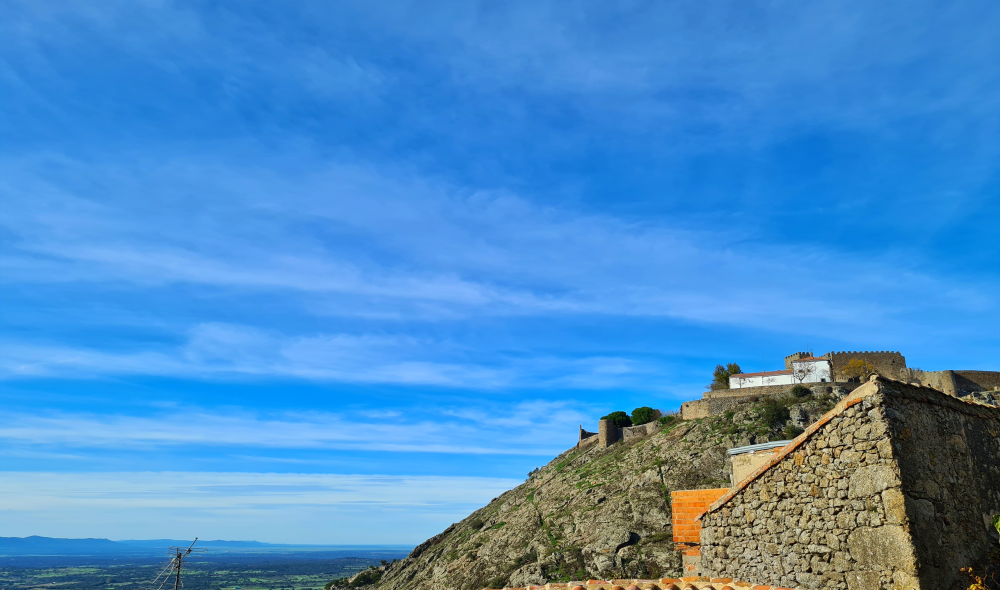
[336, 392, 840, 590]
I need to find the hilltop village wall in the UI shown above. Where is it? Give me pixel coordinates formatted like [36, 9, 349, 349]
[696, 378, 1000, 590]
[681, 349, 1000, 420]
[827, 351, 906, 379]
[578, 420, 661, 449]
[680, 383, 860, 420]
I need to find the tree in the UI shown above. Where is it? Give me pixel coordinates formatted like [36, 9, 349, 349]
[600, 411, 632, 427]
[792, 363, 814, 383]
[630, 406, 658, 426]
[839, 358, 875, 382]
[709, 362, 743, 390]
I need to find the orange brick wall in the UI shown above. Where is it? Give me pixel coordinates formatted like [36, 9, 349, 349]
[670, 488, 729, 546]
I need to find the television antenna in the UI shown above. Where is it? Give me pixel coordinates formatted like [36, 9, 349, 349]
[148, 538, 206, 590]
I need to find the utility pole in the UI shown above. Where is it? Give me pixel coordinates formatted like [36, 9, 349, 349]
[148, 538, 203, 590]
[174, 538, 197, 590]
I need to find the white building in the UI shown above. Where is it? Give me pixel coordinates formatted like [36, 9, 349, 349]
[729, 357, 832, 389]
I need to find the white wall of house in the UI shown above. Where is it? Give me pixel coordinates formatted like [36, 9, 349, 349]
[730, 372, 795, 388]
[791, 359, 832, 383]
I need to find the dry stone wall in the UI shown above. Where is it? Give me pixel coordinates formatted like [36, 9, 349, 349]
[699, 389, 906, 590]
[883, 380, 1000, 588]
[698, 378, 1000, 590]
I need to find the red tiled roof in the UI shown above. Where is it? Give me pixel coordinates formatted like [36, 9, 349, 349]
[483, 579, 800, 590]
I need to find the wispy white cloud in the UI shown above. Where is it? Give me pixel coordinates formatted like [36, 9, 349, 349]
[3, 154, 991, 344]
[0, 471, 520, 543]
[0, 321, 663, 391]
[0, 397, 595, 455]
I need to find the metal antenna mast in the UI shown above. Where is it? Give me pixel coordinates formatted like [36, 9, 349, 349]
[150, 538, 204, 590]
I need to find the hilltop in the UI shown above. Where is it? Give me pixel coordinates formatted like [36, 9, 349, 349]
[334, 392, 840, 590]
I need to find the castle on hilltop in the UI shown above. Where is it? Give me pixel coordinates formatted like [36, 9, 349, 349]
[729, 350, 905, 388]
[682, 349, 1000, 420]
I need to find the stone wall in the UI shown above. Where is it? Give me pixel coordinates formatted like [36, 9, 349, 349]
[955, 370, 1000, 391]
[679, 399, 711, 420]
[884, 379, 1000, 588]
[681, 384, 859, 420]
[700, 386, 901, 589]
[598, 419, 617, 448]
[622, 421, 659, 441]
[828, 351, 906, 380]
[698, 378, 1000, 590]
[897, 369, 1000, 397]
[704, 383, 857, 400]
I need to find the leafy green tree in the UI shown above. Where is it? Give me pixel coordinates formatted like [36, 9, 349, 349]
[710, 362, 743, 390]
[631, 406, 658, 426]
[600, 411, 632, 427]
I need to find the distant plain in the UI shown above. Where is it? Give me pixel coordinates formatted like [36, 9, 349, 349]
[0, 538, 411, 590]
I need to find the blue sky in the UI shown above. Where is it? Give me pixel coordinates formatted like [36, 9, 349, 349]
[1, 0, 997, 544]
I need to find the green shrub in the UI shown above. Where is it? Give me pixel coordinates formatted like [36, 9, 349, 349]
[657, 415, 676, 426]
[601, 411, 632, 427]
[468, 517, 484, 530]
[757, 397, 790, 428]
[790, 384, 812, 398]
[631, 406, 657, 426]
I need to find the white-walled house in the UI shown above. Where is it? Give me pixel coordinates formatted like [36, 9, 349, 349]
[790, 357, 832, 383]
[730, 369, 794, 388]
[729, 357, 833, 388]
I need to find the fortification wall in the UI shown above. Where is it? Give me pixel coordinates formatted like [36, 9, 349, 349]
[682, 383, 859, 420]
[785, 352, 811, 370]
[598, 419, 617, 448]
[699, 378, 1000, 590]
[621, 421, 659, 441]
[705, 382, 857, 399]
[955, 369, 1000, 391]
[828, 350, 906, 379]
[905, 370, 959, 395]
[898, 369, 1000, 397]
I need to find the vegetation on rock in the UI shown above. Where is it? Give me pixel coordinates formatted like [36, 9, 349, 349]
[790, 384, 812, 398]
[346, 394, 835, 590]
